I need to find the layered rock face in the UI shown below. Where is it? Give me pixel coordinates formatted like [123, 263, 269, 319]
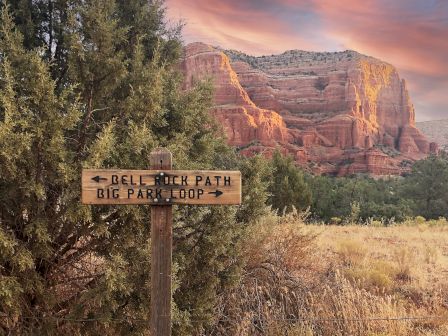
[181, 43, 290, 147]
[181, 42, 438, 175]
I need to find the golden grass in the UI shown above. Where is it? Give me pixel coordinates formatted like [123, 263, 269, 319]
[313, 223, 448, 294]
[213, 215, 448, 335]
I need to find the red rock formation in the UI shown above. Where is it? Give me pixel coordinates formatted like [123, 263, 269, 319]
[181, 43, 290, 147]
[181, 43, 437, 175]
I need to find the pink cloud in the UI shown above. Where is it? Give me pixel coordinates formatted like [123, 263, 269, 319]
[310, 0, 448, 120]
[166, 0, 325, 54]
[166, 0, 448, 120]
[313, 0, 448, 77]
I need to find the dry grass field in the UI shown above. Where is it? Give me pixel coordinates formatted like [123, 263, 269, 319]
[315, 220, 448, 299]
[212, 214, 448, 336]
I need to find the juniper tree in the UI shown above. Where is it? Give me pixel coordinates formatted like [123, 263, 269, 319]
[268, 150, 312, 214]
[401, 154, 448, 219]
[0, 1, 269, 334]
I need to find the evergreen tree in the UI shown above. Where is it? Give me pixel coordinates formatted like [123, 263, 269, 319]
[401, 155, 448, 219]
[309, 175, 411, 223]
[0, 2, 268, 334]
[268, 150, 312, 213]
[237, 154, 273, 223]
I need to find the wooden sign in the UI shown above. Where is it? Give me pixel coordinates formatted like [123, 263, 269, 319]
[82, 169, 241, 205]
[82, 148, 242, 336]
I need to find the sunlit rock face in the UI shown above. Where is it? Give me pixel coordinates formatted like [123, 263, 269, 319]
[181, 43, 290, 147]
[181, 42, 438, 176]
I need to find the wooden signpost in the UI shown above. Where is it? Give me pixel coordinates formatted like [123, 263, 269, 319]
[81, 148, 241, 336]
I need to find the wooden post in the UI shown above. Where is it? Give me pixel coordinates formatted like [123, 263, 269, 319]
[81, 148, 241, 335]
[149, 148, 173, 336]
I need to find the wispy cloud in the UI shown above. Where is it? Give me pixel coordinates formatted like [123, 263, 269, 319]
[166, 0, 448, 121]
[166, 0, 334, 53]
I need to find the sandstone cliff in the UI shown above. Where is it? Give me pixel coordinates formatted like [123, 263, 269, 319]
[181, 43, 289, 147]
[417, 120, 448, 152]
[181, 42, 438, 175]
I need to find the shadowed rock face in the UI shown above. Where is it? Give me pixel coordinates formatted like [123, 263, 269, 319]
[181, 42, 438, 176]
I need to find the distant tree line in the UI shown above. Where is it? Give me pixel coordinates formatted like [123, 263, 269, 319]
[268, 151, 448, 223]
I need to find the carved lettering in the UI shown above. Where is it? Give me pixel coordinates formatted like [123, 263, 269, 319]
[83, 170, 241, 204]
[155, 189, 162, 199]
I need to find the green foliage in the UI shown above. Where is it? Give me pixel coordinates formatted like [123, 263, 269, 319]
[308, 175, 412, 223]
[268, 150, 312, 213]
[237, 154, 273, 223]
[348, 201, 361, 224]
[2, 0, 448, 334]
[400, 155, 448, 219]
[260, 150, 445, 224]
[314, 76, 329, 91]
[0, 1, 270, 334]
[307, 155, 448, 223]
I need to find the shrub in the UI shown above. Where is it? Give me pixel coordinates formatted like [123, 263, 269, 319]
[314, 77, 329, 91]
[394, 247, 413, 281]
[344, 260, 397, 293]
[337, 239, 368, 267]
[423, 245, 440, 264]
[330, 217, 342, 225]
[366, 218, 385, 227]
[428, 217, 448, 227]
[415, 216, 426, 224]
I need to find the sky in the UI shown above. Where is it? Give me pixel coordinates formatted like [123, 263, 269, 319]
[166, 0, 448, 122]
